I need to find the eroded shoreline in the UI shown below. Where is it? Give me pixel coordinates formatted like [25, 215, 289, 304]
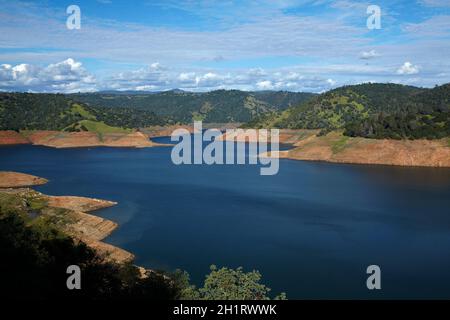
[0, 171, 134, 264]
[221, 129, 450, 168]
[0, 130, 171, 149]
[1, 128, 450, 168]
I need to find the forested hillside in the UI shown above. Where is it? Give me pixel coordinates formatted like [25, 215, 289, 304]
[245, 83, 450, 139]
[70, 90, 315, 123]
[0, 93, 167, 132]
[2, 84, 449, 140]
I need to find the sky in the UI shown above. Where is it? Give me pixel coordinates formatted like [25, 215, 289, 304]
[0, 0, 449, 93]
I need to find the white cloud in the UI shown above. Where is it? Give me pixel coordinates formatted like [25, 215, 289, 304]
[256, 80, 274, 90]
[4, 56, 446, 93]
[0, 58, 96, 92]
[359, 50, 380, 60]
[397, 62, 420, 75]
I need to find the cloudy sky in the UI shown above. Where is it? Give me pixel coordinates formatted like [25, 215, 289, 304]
[0, 0, 449, 93]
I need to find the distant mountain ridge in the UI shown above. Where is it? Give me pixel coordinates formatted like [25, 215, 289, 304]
[69, 90, 316, 123]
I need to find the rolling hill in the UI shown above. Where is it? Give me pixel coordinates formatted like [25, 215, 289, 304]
[0, 93, 167, 132]
[69, 90, 316, 123]
[245, 83, 450, 139]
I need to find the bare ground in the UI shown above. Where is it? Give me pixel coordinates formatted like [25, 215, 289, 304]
[0, 171, 48, 188]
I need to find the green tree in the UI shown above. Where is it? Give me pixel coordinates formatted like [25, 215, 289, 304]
[186, 265, 286, 300]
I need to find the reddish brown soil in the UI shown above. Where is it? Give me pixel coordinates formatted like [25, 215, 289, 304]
[0, 131, 30, 145]
[278, 131, 450, 167]
[0, 171, 48, 188]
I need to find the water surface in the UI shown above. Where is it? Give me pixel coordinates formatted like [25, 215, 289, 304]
[1, 140, 450, 299]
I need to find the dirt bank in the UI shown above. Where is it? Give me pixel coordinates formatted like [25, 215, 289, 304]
[30, 131, 159, 148]
[0, 130, 30, 145]
[262, 131, 450, 168]
[218, 129, 319, 143]
[0, 176, 134, 264]
[141, 124, 197, 138]
[0, 171, 48, 188]
[47, 195, 117, 212]
[0, 130, 167, 148]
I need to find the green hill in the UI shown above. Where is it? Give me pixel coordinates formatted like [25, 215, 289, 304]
[245, 83, 450, 139]
[70, 90, 316, 123]
[0, 93, 167, 132]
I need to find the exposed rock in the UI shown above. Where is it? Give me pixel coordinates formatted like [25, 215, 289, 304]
[0, 175, 134, 264]
[47, 196, 117, 212]
[81, 238, 134, 263]
[0, 130, 170, 149]
[0, 171, 48, 188]
[263, 130, 450, 168]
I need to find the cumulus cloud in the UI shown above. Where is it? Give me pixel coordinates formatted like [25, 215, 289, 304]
[0, 58, 442, 93]
[397, 62, 420, 75]
[256, 80, 274, 90]
[100, 62, 340, 92]
[0, 59, 96, 92]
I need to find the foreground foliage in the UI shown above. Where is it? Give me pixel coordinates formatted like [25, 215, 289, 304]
[177, 265, 286, 300]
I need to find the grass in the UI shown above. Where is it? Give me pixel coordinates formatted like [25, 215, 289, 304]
[0, 191, 48, 220]
[35, 207, 75, 228]
[78, 120, 131, 134]
[0, 192, 23, 213]
[69, 104, 97, 120]
[26, 196, 48, 211]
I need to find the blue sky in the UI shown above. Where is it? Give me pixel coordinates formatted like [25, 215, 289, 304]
[0, 0, 449, 92]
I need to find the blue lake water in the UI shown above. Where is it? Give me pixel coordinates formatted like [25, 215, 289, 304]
[1, 138, 450, 299]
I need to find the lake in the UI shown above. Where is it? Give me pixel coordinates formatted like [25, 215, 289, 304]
[1, 138, 450, 299]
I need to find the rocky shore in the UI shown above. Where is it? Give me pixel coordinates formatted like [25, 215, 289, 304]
[0, 171, 49, 188]
[0, 130, 168, 148]
[221, 129, 450, 168]
[0, 171, 134, 263]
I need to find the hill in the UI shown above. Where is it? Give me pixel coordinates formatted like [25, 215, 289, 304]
[0, 93, 167, 132]
[245, 83, 450, 139]
[69, 90, 316, 123]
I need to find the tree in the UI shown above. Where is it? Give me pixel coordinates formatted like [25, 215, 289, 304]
[187, 265, 286, 300]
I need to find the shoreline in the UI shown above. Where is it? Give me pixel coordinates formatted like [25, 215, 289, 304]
[0, 130, 171, 149]
[222, 129, 450, 168]
[0, 171, 135, 264]
[2, 128, 450, 168]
